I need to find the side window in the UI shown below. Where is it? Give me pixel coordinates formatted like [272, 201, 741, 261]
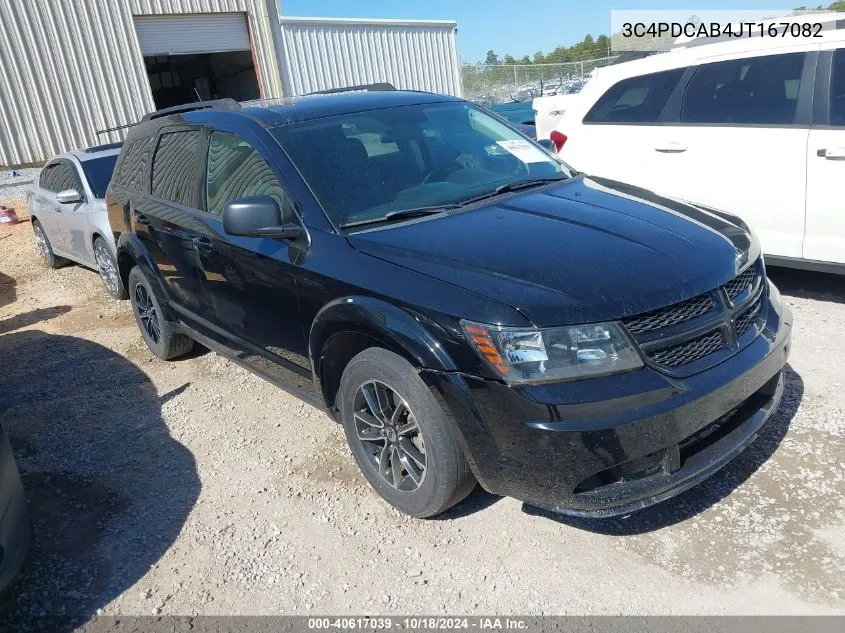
[681, 52, 806, 125]
[583, 68, 685, 124]
[115, 136, 155, 191]
[39, 163, 58, 191]
[43, 161, 83, 194]
[151, 130, 203, 207]
[205, 131, 290, 219]
[830, 49, 845, 126]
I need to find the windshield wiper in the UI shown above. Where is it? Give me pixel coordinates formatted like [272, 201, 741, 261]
[339, 205, 461, 229]
[458, 175, 568, 206]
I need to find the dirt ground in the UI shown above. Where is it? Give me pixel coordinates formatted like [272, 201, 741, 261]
[0, 203, 843, 623]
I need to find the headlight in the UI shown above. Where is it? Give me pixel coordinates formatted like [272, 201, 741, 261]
[461, 320, 643, 384]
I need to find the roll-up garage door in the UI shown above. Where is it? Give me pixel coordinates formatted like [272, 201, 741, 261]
[134, 14, 251, 56]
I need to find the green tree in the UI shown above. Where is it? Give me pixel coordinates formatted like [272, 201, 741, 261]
[485, 50, 500, 64]
[828, 1, 845, 9]
[503, 54, 516, 65]
[533, 51, 545, 64]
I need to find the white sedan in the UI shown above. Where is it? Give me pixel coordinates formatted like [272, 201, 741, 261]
[28, 143, 126, 298]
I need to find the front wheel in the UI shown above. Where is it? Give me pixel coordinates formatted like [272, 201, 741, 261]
[338, 348, 476, 517]
[128, 266, 193, 360]
[93, 237, 127, 299]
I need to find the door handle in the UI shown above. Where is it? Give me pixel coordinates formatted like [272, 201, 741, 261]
[817, 147, 845, 160]
[654, 142, 687, 153]
[192, 236, 214, 252]
[135, 214, 150, 225]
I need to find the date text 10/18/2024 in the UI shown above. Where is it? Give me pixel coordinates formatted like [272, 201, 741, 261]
[307, 617, 529, 630]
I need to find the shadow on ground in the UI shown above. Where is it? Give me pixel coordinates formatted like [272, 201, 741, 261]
[767, 265, 845, 305]
[0, 330, 199, 629]
[523, 365, 804, 534]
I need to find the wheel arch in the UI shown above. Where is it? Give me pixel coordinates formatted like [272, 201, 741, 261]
[116, 233, 176, 321]
[309, 296, 457, 413]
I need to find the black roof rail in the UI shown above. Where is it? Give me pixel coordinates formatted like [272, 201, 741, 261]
[309, 82, 396, 95]
[82, 141, 123, 153]
[141, 98, 241, 122]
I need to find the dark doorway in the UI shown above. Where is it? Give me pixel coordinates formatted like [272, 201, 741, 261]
[144, 51, 260, 109]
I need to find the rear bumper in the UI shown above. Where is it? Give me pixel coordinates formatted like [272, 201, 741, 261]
[0, 428, 29, 595]
[423, 287, 792, 517]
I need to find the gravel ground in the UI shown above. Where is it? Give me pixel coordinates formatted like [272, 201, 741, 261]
[0, 205, 843, 624]
[0, 169, 39, 204]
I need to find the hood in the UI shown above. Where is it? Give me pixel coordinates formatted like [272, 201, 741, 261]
[347, 175, 756, 327]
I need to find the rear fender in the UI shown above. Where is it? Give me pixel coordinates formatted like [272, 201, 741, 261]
[116, 233, 177, 323]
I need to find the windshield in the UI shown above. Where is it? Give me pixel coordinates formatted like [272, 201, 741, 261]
[272, 102, 568, 228]
[81, 154, 118, 199]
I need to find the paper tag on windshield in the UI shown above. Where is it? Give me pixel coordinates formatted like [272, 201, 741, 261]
[496, 140, 549, 164]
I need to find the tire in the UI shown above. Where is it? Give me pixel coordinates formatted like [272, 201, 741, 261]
[93, 236, 127, 300]
[338, 347, 475, 517]
[32, 219, 67, 269]
[128, 266, 193, 360]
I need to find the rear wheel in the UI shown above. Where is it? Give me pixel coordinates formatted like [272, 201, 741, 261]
[128, 266, 193, 360]
[338, 347, 475, 517]
[93, 237, 127, 299]
[32, 219, 66, 269]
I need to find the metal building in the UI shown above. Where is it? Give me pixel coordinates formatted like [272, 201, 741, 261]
[277, 17, 461, 98]
[0, 2, 461, 167]
[0, 0, 284, 167]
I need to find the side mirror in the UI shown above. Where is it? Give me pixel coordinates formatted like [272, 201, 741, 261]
[537, 138, 555, 152]
[56, 189, 82, 204]
[222, 195, 301, 240]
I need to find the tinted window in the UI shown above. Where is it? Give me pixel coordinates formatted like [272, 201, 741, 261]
[584, 68, 684, 123]
[831, 49, 845, 126]
[273, 102, 566, 227]
[681, 52, 805, 125]
[115, 137, 155, 191]
[151, 130, 203, 207]
[206, 132, 289, 218]
[41, 161, 82, 194]
[81, 155, 118, 199]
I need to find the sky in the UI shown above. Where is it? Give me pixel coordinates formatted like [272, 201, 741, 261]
[282, 1, 804, 63]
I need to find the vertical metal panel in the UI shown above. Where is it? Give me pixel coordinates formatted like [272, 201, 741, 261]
[278, 17, 461, 98]
[0, 0, 283, 167]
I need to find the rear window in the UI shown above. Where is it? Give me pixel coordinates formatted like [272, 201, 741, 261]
[681, 52, 805, 125]
[584, 68, 685, 124]
[151, 130, 203, 208]
[81, 155, 118, 199]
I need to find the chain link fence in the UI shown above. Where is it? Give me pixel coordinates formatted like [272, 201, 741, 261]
[461, 56, 618, 107]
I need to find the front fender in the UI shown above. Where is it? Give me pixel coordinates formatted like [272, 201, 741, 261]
[309, 296, 458, 381]
[116, 233, 177, 323]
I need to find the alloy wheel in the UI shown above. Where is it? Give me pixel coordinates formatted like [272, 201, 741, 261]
[95, 240, 119, 295]
[353, 380, 427, 492]
[33, 224, 50, 261]
[134, 282, 161, 344]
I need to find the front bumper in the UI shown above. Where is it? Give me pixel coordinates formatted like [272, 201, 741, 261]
[423, 287, 792, 517]
[0, 427, 29, 595]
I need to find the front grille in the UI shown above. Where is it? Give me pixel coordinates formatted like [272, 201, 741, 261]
[723, 267, 755, 302]
[648, 329, 726, 368]
[735, 297, 762, 337]
[622, 292, 715, 334]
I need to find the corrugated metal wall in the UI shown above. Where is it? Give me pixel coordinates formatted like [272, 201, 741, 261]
[278, 17, 461, 98]
[0, 0, 283, 167]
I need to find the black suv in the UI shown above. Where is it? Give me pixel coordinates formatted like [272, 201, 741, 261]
[106, 91, 792, 518]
